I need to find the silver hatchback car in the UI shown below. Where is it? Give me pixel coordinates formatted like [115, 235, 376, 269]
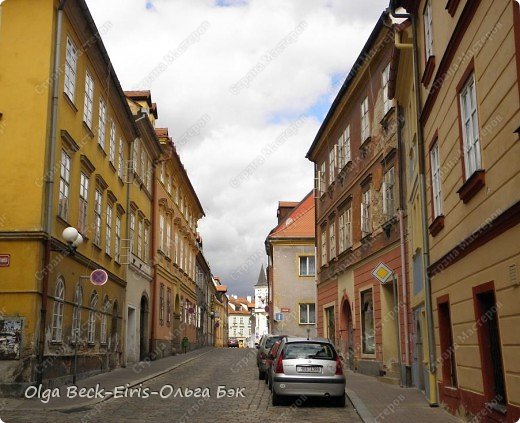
[270, 338, 346, 407]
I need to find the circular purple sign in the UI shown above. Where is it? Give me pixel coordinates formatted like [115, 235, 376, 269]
[90, 269, 108, 286]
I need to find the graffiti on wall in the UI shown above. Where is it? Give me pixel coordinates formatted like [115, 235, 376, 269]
[0, 319, 22, 359]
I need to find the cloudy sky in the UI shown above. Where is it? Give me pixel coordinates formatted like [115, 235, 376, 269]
[86, 0, 389, 296]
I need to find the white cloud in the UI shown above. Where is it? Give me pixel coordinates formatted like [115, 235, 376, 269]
[86, 0, 388, 295]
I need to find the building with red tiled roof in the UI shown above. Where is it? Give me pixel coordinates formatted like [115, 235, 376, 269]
[227, 295, 254, 346]
[265, 192, 317, 338]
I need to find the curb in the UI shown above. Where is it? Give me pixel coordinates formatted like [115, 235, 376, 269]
[11, 349, 213, 412]
[345, 388, 375, 423]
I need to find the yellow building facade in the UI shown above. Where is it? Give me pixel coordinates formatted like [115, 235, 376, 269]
[0, 0, 138, 392]
[391, 0, 520, 420]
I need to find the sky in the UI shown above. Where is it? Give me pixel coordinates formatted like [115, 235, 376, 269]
[86, 0, 389, 296]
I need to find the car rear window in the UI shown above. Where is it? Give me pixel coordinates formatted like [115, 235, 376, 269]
[283, 342, 336, 360]
[265, 336, 282, 348]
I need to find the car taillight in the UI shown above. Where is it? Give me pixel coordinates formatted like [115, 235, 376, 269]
[275, 353, 284, 373]
[335, 356, 343, 375]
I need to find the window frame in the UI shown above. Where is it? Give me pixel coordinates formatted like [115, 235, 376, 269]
[59, 150, 71, 221]
[459, 72, 481, 179]
[98, 98, 107, 150]
[87, 291, 99, 344]
[83, 70, 94, 127]
[51, 277, 65, 342]
[299, 256, 316, 277]
[423, 0, 434, 60]
[78, 172, 89, 233]
[299, 303, 316, 325]
[361, 96, 370, 142]
[430, 142, 442, 217]
[64, 36, 78, 102]
[94, 189, 103, 246]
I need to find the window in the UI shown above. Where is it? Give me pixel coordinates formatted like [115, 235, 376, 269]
[140, 149, 146, 179]
[64, 37, 78, 101]
[98, 98, 107, 149]
[115, 215, 121, 263]
[100, 296, 110, 344]
[424, 0, 434, 59]
[430, 142, 442, 217]
[325, 306, 336, 345]
[78, 172, 89, 233]
[118, 139, 124, 179]
[321, 227, 327, 266]
[167, 288, 172, 324]
[160, 163, 165, 184]
[109, 120, 116, 164]
[59, 150, 71, 221]
[299, 303, 316, 324]
[72, 283, 82, 343]
[51, 278, 65, 342]
[130, 212, 136, 254]
[166, 221, 171, 257]
[318, 162, 326, 195]
[159, 214, 165, 252]
[166, 173, 171, 194]
[438, 299, 457, 388]
[361, 96, 370, 141]
[87, 291, 98, 344]
[299, 256, 315, 276]
[382, 63, 391, 115]
[338, 207, 352, 252]
[383, 167, 395, 218]
[329, 220, 336, 259]
[144, 225, 150, 263]
[328, 147, 336, 185]
[174, 233, 179, 265]
[338, 126, 351, 169]
[159, 284, 165, 325]
[132, 140, 139, 174]
[146, 158, 152, 192]
[83, 71, 94, 127]
[94, 189, 102, 246]
[105, 204, 113, 255]
[361, 188, 371, 237]
[361, 289, 375, 354]
[137, 218, 143, 258]
[459, 73, 481, 178]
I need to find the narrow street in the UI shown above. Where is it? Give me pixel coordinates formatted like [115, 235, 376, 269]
[1, 348, 360, 423]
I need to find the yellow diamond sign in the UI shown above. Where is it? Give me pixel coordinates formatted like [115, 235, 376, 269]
[372, 262, 394, 284]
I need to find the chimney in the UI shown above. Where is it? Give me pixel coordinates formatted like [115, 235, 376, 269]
[277, 201, 298, 224]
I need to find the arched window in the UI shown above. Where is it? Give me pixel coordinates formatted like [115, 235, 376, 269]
[72, 282, 83, 343]
[51, 277, 65, 342]
[100, 296, 110, 344]
[87, 291, 98, 344]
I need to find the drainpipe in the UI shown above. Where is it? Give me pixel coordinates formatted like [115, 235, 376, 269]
[396, 104, 411, 383]
[37, 0, 68, 386]
[389, 5, 438, 405]
[150, 148, 157, 355]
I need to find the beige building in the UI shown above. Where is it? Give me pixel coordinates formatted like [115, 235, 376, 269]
[265, 193, 317, 338]
[391, 0, 520, 420]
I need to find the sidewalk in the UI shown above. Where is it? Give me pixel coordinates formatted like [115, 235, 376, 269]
[0, 347, 212, 412]
[345, 370, 462, 423]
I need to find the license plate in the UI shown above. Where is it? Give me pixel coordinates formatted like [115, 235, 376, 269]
[297, 366, 321, 373]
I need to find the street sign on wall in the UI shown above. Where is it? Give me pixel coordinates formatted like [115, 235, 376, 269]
[0, 254, 10, 267]
[372, 262, 394, 285]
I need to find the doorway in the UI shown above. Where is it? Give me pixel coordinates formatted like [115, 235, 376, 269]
[127, 306, 136, 363]
[140, 295, 149, 360]
[340, 299, 355, 369]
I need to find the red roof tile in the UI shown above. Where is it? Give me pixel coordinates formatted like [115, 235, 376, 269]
[269, 191, 315, 238]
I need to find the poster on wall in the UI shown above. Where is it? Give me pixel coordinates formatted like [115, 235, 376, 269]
[0, 319, 22, 360]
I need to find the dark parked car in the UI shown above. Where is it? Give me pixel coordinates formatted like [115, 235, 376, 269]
[269, 337, 346, 407]
[227, 338, 239, 348]
[256, 334, 286, 380]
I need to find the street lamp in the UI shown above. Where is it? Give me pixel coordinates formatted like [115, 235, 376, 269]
[61, 227, 83, 253]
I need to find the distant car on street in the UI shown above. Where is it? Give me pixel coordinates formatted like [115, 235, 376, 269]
[227, 338, 239, 348]
[269, 337, 346, 407]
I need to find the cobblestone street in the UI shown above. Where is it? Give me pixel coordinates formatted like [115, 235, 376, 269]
[1, 348, 360, 423]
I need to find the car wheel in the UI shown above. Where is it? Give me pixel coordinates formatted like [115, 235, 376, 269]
[259, 370, 265, 380]
[334, 395, 346, 407]
[272, 391, 282, 406]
